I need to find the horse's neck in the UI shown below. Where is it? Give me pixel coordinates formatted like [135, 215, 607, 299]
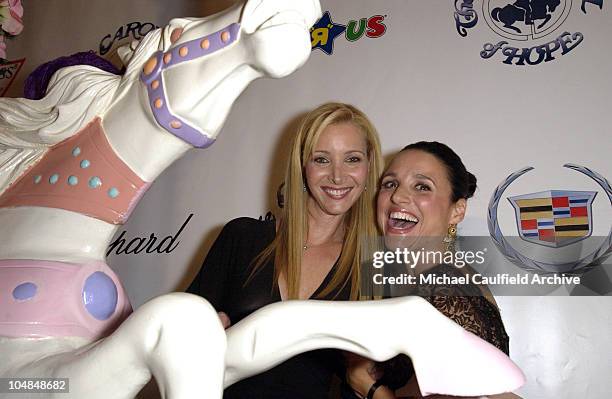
[101, 49, 261, 183]
[0, 85, 191, 264]
[102, 84, 192, 183]
[0, 28, 264, 263]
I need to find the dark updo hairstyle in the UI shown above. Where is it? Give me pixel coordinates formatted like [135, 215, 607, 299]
[400, 141, 477, 201]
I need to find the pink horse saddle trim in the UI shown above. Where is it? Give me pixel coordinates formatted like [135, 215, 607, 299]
[0, 117, 150, 224]
[0, 259, 132, 339]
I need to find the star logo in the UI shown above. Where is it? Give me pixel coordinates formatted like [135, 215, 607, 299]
[310, 11, 346, 55]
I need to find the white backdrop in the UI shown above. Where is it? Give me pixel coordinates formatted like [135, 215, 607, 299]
[5, 1, 612, 398]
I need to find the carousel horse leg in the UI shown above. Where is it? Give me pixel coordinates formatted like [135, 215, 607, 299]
[224, 296, 524, 397]
[7, 293, 226, 399]
[119, 293, 226, 399]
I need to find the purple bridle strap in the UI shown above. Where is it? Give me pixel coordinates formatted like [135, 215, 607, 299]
[140, 23, 241, 148]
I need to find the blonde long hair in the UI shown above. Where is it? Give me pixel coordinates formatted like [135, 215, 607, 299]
[252, 102, 382, 300]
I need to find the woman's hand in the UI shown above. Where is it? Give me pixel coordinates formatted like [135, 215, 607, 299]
[344, 353, 398, 398]
[217, 311, 231, 329]
[345, 353, 379, 397]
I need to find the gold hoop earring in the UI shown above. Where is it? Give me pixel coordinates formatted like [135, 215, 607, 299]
[443, 224, 457, 252]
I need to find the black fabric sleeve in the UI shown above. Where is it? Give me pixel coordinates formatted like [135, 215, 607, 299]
[426, 294, 510, 355]
[186, 219, 240, 312]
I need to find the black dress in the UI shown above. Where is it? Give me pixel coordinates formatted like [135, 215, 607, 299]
[187, 217, 350, 399]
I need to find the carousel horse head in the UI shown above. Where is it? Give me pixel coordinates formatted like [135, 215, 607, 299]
[0, 0, 321, 195]
[121, 0, 321, 148]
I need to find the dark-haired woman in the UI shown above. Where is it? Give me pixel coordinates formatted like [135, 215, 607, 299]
[345, 142, 522, 399]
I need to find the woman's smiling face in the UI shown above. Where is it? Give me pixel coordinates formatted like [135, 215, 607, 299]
[377, 149, 465, 250]
[304, 121, 369, 217]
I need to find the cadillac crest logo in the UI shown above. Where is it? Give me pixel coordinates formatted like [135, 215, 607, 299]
[453, 0, 604, 65]
[488, 164, 611, 273]
[509, 190, 596, 247]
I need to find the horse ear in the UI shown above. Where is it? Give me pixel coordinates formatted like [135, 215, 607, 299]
[240, 0, 258, 34]
[241, 0, 321, 35]
[117, 41, 139, 66]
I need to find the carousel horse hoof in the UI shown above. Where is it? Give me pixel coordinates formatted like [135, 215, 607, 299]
[412, 329, 525, 396]
[396, 297, 525, 397]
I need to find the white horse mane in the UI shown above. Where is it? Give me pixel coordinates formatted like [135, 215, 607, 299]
[0, 20, 190, 196]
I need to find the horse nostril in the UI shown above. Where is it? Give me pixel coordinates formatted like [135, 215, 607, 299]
[170, 28, 184, 44]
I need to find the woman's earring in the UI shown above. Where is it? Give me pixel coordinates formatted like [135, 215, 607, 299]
[364, 186, 367, 192]
[303, 184, 307, 192]
[443, 223, 457, 252]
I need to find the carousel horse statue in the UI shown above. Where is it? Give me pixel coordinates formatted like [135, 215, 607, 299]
[0, 0, 525, 398]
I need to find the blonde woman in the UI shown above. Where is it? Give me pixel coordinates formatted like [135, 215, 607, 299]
[188, 102, 383, 398]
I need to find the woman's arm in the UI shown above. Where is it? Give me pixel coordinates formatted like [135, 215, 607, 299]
[345, 355, 395, 399]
